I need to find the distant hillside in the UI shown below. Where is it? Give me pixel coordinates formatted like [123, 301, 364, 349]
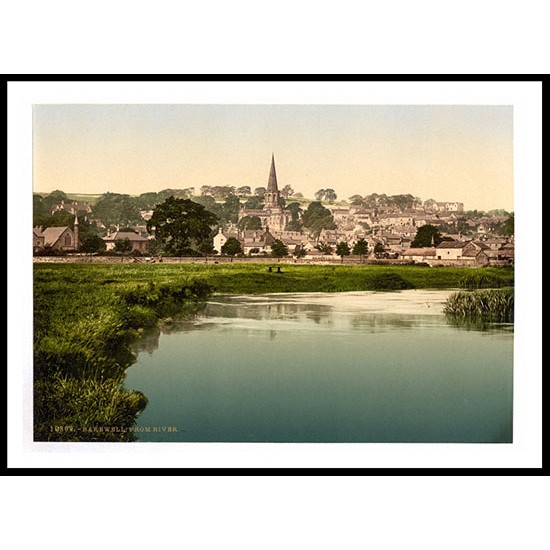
[34, 192, 103, 206]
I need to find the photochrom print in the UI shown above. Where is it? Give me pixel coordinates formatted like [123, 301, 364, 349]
[33, 104, 514, 443]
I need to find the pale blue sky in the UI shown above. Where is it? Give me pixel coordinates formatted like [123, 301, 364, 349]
[33, 104, 513, 211]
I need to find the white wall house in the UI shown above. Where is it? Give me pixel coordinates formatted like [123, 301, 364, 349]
[435, 241, 466, 260]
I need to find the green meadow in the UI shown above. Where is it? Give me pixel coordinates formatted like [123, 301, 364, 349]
[33, 262, 514, 441]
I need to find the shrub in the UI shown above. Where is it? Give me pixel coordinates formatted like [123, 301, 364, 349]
[365, 273, 415, 290]
[125, 305, 158, 329]
[34, 375, 148, 442]
[33, 247, 67, 257]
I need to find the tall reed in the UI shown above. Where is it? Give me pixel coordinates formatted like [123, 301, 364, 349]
[443, 289, 514, 322]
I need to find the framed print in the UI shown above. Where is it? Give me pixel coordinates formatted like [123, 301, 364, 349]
[7, 78, 543, 470]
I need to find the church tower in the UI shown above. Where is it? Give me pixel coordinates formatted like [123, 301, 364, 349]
[264, 153, 281, 208]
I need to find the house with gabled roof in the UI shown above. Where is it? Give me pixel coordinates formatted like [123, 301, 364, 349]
[213, 227, 237, 254]
[50, 200, 92, 216]
[103, 231, 149, 252]
[435, 240, 467, 260]
[401, 247, 437, 262]
[240, 228, 276, 255]
[33, 214, 79, 252]
[33, 228, 45, 250]
[33, 226, 77, 251]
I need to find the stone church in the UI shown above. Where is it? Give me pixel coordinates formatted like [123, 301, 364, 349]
[238, 154, 291, 232]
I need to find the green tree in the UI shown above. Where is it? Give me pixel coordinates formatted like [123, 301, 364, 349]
[244, 196, 264, 210]
[147, 197, 218, 256]
[33, 194, 50, 226]
[254, 187, 266, 198]
[40, 210, 75, 229]
[114, 238, 133, 253]
[336, 242, 351, 263]
[223, 195, 241, 224]
[137, 192, 163, 209]
[314, 189, 326, 201]
[374, 242, 385, 255]
[293, 247, 307, 259]
[411, 224, 442, 247]
[211, 186, 235, 199]
[237, 186, 252, 196]
[487, 209, 510, 217]
[316, 242, 334, 255]
[238, 216, 262, 231]
[191, 195, 225, 220]
[221, 237, 242, 261]
[271, 239, 288, 259]
[94, 192, 140, 226]
[285, 202, 303, 232]
[301, 201, 336, 237]
[281, 184, 294, 198]
[42, 190, 69, 210]
[324, 189, 337, 203]
[352, 239, 368, 261]
[74, 213, 100, 245]
[348, 194, 363, 205]
[80, 234, 106, 253]
[389, 193, 415, 210]
[146, 238, 161, 256]
[499, 213, 514, 236]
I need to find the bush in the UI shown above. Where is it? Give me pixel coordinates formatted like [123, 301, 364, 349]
[365, 273, 415, 290]
[33, 247, 67, 257]
[125, 305, 158, 329]
[34, 375, 148, 442]
[121, 280, 213, 317]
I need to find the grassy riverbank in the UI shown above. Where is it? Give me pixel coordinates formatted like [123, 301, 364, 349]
[34, 263, 513, 441]
[34, 266, 213, 441]
[35, 262, 514, 294]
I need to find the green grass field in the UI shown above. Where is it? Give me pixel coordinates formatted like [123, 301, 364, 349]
[34, 262, 514, 294]
[33, 262, 514, 441]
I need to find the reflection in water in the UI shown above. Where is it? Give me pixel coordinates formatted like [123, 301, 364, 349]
[445, 316, 515, 333]
[132, 328, 161, 355]
[125, 291, 513, 443]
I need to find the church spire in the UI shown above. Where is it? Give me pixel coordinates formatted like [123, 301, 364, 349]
[73, 213, 79, 251]
[267, 153, 278, 192]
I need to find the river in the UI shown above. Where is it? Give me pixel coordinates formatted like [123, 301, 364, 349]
[124, 290, 513, 442]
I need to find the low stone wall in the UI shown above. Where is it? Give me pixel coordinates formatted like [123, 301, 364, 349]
[32, 255, 511, 267]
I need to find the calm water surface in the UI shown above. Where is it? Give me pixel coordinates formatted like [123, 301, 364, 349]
[124, 291, 513, 442]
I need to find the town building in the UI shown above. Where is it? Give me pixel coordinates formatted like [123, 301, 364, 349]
[103, 230, 149, 252]
[50, 200, 92, 216]
[401, 247, 437, 262]
[435, 240, 467, 260]
[33, 214, 79, 252]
